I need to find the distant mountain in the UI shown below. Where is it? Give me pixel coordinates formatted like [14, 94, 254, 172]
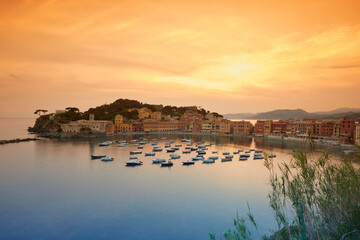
[224, 108, 360, 120]
[313, 108, 360, 115]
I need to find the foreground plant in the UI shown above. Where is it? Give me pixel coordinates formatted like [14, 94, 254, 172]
[212, 149, 360, 239]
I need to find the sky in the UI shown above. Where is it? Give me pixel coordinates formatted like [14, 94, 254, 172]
[1, 0, 360, 117]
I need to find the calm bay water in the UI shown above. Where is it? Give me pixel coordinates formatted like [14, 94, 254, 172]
[0, 118, 344, 240]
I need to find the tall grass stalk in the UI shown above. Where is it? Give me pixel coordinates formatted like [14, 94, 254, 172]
[212, 146, 360, 239]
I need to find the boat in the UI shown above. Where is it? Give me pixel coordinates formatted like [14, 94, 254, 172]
[253, 154, 264, 160]
[203, 159, 215, 164]
[129, 156, 138, 160]
[245, 151, 250, 153]
[233, 151, 239, 154]
[152, 142, 158, 145]
[223, 152, 230, 155]
[250, 148, 255, 151]
[137, 146, 143, 149]
[131, 139, 138, 142]
[161, 161, 173, 167]
[118, 144, 126, 147]
[91, 155, 106, 159]
[139, 141, 147, 145]
[239, 157, 248, 161]
[145, 152, 155, 156]
[99, 141, 112, 146]
[130, 151, 142, 155]
[152, 158, 166, 163]
[238, 149, 243, 152]
[170, 154, 180, 159]
[182, 160, 195, 165]
[171, 147, 179, 150]
[192, 157, 204, 161]
[101, 157, 113, 162]
[126, 160, 143, 166]
[190, 147, 197, 151]
[181, 139, 188, 142]
[240, 154, 250, 158]
[161, 137, 167, 140]
[255, 150, 263, 153]
[196, 150, 206, 154]
[165, 145, 171, 148]
[175, 144, 182, 147]
[221, 158, 232, 162]
[269, 154, 277, 158]
[182, 150, 191, 154]
[166, 149, 175, 153]
[208, 156, 218, 160]
[153, 148, 163, 152]
[225, 155, 233, 159]
[212, 151, 218, 154]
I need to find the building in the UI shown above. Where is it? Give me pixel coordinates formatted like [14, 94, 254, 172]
[114, 114, 124, 129]
[117, 122, 132, 132]
[61, 114, 112, 134]
[151, 112, 162, 121]
[105, 122, 116, 134]
[132, 122, 144, 132]
[219, 119, 231, 134]
[200, 121, 213, 133]
[232, 120, 252, 135]
[340, 117, 356, 144]
[355, 122, 360, 145]
[138, 107, 152, 119]
[270, 120, 287, 136]
[254, 120, 265, 136]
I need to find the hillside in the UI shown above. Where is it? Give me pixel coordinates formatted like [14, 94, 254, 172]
[224, 108, 360, 120]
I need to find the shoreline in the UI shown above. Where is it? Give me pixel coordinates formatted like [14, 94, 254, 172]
[35, 130, 356, 150]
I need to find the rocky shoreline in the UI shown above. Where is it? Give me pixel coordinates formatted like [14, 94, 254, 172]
[0, 138, 40, 145]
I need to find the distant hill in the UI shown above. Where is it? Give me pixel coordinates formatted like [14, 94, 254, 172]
[224, 108, 360, 120]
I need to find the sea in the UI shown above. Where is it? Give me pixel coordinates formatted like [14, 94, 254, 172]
[0, 118, 345, 240]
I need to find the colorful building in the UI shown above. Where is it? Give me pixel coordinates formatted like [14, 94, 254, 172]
[151, 112, 162, 121]
[340, 117, 356, 143]
[138, 107, 152, 119]
[231, 120, 252, 135]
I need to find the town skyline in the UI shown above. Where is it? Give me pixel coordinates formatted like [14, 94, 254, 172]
[1, 0, 360, 118]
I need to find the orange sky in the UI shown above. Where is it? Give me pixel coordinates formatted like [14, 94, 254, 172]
[1, 0, 360, 117]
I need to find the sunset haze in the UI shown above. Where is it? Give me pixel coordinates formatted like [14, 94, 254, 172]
[1, 0, 360, 117]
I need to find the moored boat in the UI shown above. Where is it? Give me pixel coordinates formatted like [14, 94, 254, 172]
[161, 161, 173, 167]
[91, 155, 106, 159]
[101, 157, 114, 162]
[203, 159, 215, 164]
[126, 160, 143, 166]
[130, 151, 142, 155]
[145, 152, 155, 156]
[152, 158, 166, 163]
[182, 160, 195, 165]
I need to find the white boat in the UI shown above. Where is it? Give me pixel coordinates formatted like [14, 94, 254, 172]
[99, 141, 112, 146]
[212, 151, 218, 154]
[223, 152, 230, 155]
[192, 157, 204, 161]
[253, 154, 264, 160]
[182, 160, 195, 165]
[167, 149, 176, 153]
[145, 152, 155, 156]
[175, 144, 182, 147]
[152, 142, 158, 145]
[101, 157, 113, 162]
[161, 161, 173, 167]
[255, 150, 263, 153]
[182, 150, 191, 154]
[130, 151, 142, 155]
[239, 157, 248, 161]
[225, 155, 233, 159]
[233, 151, 239, 154]
[170, 154, 180, 159]
[208, 156, 218, 160]
[126, 160, 143, 166]
[152, 158, 166, 163]
[203, 159, 215, 164]
[221, 158, 232, 162]
[153, 148, 163, 152]
[171, 147, 179, 150]
[129, 156, 138, 160]
[161, 137, 167, 140]
[165, 145, 171, 148]
[181, 139, 189, 142]
[240, 154, 250, 158]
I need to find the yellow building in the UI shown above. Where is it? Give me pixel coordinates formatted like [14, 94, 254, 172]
[151, 112, 162, 121]
[138, 107, 152, 119]
[219, 119, 231, 134]
[201, 121, 212, 132]
[355, 123, 360, 145]
[117, 123, 132, 132]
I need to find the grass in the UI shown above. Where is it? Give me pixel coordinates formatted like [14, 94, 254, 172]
[211, 145, 360, 240]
